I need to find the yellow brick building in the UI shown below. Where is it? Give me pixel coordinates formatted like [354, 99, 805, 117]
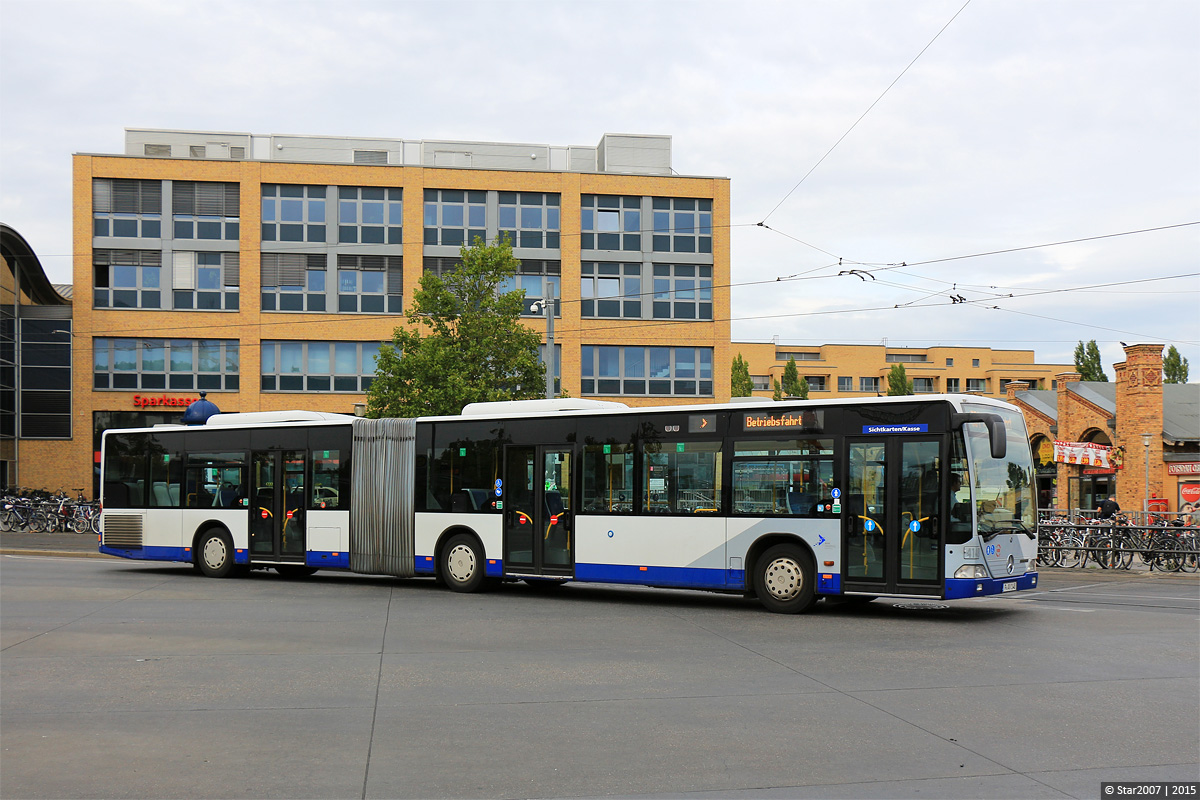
[48, 130, 731, 497]
[734, 341, 1073, 398]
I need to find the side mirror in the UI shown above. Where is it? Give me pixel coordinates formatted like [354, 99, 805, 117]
[950, 412, 1007, 460]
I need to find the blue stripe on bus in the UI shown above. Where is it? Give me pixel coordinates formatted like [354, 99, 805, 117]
[574, 562, 728, 590]
[818, 572, 841, 594]
[100, 545, 191, 563]
[309, 551, 349, 569]
[944, 572, 1038, 599]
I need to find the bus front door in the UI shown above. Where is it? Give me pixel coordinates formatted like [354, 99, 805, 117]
[249, 449, 307, 562]
[502, 445, 574, 577]
[843, 438, 942, 596]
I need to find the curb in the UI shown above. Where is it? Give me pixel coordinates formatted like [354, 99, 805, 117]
[0, 549, 115, 559]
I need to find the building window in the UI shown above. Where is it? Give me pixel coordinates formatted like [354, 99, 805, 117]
[753, 376, 772, 391]
[777, 351, 821, 361]
[260, 341, 381, 392]
[653, 264, 712, 320]
[261, 253, 328, 312]
[93, 249, 162, 309]
[837, 376, 853, 392]
[972, 358, 981, 368]
[261, 184, 326, 243]
[947, 378, 960, 392]
[859, 376, 879, 393]
[581, 262, 641, 318]
[499, 192, 559, 249]
[885, 353, 928, 363]
[423, 189, 485, 246]
[336, 255, 403, 313]
[580, 195, 640, 251]
[8, 320, 71, 439]
[500, 260, 560, 317]
[94, 338, 239, 391]
[805, 376, 827, 392]
[581, 345, 713, 397]
[652, 197, 712, 254]
[172, 252, 239, 311]
[93, 179, 162, 238]
[172, 181, 239, 241]
[339, 186, 401, 244]
[946, 358, 954, 366]
[967, 378, 987, 392]
[913, 377, 935, 393]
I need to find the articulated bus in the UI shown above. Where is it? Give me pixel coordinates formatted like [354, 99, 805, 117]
[98, 394, 1038, 613]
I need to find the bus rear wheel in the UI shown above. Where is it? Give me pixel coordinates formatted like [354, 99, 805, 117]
[754, 544, 816, 614]
[196, 529, 235, 578]
[442, 533, 486, 593]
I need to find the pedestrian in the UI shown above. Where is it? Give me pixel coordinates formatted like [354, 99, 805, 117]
[1096, 495, 1120, 520]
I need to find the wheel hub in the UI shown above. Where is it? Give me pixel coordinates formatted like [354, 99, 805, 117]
[446, 544, 476, 583]
[763, 557, 803, 600]
[203, 537, 227, 569]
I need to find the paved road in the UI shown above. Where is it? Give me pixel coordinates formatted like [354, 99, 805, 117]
[1, 553, 1196, 799]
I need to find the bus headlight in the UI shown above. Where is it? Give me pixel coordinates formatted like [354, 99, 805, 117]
[954, 564, 988, 579]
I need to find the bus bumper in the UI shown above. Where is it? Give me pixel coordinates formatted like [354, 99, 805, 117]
[944, 571, 1038, 599]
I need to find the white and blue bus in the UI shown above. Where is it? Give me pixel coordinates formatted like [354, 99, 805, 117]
[98, 394, 1038, 613]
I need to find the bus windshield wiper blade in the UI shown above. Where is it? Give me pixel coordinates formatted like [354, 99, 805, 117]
[980, 521, 1036, 541]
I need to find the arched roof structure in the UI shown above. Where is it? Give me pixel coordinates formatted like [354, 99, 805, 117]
[0, 223, 70, 306]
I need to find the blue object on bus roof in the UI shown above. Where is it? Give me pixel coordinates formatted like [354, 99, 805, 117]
[181, 392, 222, 425]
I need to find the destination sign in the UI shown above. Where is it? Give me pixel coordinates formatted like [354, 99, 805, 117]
[742, 409, 823, 432]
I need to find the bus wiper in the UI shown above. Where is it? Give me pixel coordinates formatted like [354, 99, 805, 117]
[980, 520, 1036, 542]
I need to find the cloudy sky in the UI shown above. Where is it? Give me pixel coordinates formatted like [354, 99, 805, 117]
[2, 0, 1197, 375]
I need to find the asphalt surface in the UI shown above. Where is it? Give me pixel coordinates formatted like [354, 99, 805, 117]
[1, 538, 1197, 800]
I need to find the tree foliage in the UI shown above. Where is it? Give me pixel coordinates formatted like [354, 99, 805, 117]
[1073, 339, 1108, 381]
[731, 353, 754, 397]
[781, 357, 807, 399]
[887, 363, 914, 396]
[1164, 345, 1190, 384]
[772, 378, 783, 402]
[366, 236, 546, 417]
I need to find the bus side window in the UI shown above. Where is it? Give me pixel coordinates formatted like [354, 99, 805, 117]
[581, 444, 633, 513]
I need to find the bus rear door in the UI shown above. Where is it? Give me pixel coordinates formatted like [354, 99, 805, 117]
[502, 445, 574, 578]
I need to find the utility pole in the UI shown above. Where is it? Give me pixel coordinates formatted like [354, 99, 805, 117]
[531, 298, 555, 399]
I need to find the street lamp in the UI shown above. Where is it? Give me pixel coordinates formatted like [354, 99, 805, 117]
[529, 298, 555, 400]
[1142, 432, 1153, 516]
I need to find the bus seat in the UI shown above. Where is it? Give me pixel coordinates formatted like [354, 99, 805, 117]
[152, 482, 172, 507]
[169, 485, 181, 505]
[218, 484, 239, 508]
[545, 491, 564, 516]
[450, 491, 473, 513]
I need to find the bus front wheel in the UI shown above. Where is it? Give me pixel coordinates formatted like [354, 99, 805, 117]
[754, 544, 816, 614]
[196, 529, 235, 578]
[442, 534, 486, 593]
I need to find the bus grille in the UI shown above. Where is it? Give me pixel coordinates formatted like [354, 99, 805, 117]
[103, 515, 144, 549]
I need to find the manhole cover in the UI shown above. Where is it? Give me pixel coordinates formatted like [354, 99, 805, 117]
[892, 602, 950, 610]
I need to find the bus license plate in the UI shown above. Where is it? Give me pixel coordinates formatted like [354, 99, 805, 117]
[1002, 581, 1017, 592]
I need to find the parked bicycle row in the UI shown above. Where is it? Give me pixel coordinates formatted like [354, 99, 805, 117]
[1036, 522, 1199, 572]
[0, 489, 100, 534]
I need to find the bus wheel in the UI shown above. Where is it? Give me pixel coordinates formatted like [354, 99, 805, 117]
[276, 566, 318, 579]
[754, 544, 816, 614]
[196, 529, 235, 578]
[442, 534, 486, 593]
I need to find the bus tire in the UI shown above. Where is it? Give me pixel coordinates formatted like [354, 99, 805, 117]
[196, 529, 235, 578]
[442, 533, 486, 593]
[754, 544, 816, 614]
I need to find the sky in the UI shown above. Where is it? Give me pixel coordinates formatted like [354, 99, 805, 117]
[1, 0, 1197, 376]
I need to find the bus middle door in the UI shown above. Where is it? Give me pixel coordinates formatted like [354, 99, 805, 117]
[249, 449, 307, 563]
[502, 445, 574, 577]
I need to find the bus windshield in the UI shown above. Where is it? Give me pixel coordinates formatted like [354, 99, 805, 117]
[963, 403, 1036, 538]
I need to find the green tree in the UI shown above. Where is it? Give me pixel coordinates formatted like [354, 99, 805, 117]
[781, 357, 807, 399]
[1073, 339, 1108, 381]
[366, 236, 545, 417]
[731, 353, 754, 397]
[1164, 345, 1190, 384]
[887, 363, 914, 396]
[772, 378, 783, 401]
